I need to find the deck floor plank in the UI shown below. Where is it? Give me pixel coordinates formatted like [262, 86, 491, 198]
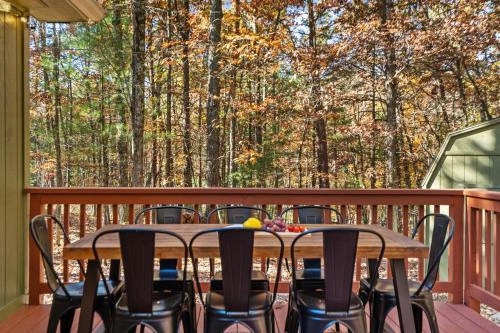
[1, 302, 498, 332]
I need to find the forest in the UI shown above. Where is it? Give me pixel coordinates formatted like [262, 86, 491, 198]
[29, 0, 499, 189]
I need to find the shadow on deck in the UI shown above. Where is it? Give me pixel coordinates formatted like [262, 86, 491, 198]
[0, 301, 498, 333]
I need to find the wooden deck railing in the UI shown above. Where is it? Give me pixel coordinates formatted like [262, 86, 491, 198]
[26, 188, 465, 306]
[464, 189, 500, 312]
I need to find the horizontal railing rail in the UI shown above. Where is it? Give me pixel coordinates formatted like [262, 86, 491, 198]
[464, 189, 500, 312]
[26, 187, 465, 306]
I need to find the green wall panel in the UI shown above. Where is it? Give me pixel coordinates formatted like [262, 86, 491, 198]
[0, 12, 26, 317]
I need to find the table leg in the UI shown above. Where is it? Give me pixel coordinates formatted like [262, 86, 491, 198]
[78, 259, 100, 333]
[110, 259, 120, 281]
[368, 258, 378, 279]
[390, 258, 416, 333]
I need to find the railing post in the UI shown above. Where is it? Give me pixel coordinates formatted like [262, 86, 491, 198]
[465, 200, 481, 311]
[449, 196, 464, 304]
[28, 193, 42, 305]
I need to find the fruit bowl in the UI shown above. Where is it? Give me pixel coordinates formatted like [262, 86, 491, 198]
[261, 217, 309, 235]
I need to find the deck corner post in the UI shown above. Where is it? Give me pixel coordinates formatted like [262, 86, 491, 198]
[28, 193, 42, 305]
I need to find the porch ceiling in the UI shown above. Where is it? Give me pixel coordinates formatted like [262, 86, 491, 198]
[11, 0, 104, 22]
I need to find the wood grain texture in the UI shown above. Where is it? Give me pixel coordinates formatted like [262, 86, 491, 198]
[64, 224, 428, 260]
[1, 302, 499, 333]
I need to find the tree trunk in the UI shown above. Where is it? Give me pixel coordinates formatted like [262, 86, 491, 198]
[112, 0, 129, 186]
[370, 57, 377, 188]
[464, 62, 491, 121]
[100, 71, 110, 187]
[381, 0, 400, 188]
[307, 0, 329, 188]
[131, 0, 146, 187]
[149, 29, 160, 187]
[51, 24, 64, 187]
[205, 0, 223, 187]
[228, 0, 240, 187]
[453, 58, 469, 126]
[165, 0, 174, 186]
[181, 0, 193, 186]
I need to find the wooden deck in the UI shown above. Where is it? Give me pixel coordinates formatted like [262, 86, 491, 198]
[1, 301, 498, 333]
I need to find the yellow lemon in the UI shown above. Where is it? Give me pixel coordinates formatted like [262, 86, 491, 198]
[243, 217, 262, 229]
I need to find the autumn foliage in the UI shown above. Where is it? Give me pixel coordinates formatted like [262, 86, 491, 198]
[29, 0, 498, 188]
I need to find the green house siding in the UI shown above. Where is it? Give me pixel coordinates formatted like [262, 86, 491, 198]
[0, 12, 28, 319]
[424, 118, 500, 190]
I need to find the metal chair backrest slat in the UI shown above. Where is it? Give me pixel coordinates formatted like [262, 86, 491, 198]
[411, 213, 455, 294]
[280, 205, 344, 224]
[135, 205, 200, 225]
[282, 206, 345, 270]
[135, 206, 201, 274]
[93, 228, 189, 314]
[323, 230, 358, 312]
[291, 227, 385, 313]
[30, 215, 83, 299]
[218, 229, 254, 311]
[189, 227, 284, 312]
[207, 206, 272, 224]
[119, 230, 155, 313]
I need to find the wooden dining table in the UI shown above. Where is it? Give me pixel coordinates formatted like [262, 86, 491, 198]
[64, 223, 428, 333]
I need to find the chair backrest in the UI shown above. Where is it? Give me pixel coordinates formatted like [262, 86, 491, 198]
[280, 205, 344, 224]
[189, 227, 284, 312]
[29, 215, 81, 299]
[411, 213, 455, 293]
[207, 206, 272, 224]
[135, 205, 201, 225]
[93, 228, 188, 314]
[291, 227, 385, 313]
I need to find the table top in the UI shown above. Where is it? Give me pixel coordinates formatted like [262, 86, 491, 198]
[63, 223, 428, 260]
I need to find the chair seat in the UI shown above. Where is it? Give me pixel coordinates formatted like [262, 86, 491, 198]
[54, 280, 116, 300]
[210, 270, 268, 290]
[206, 290, 273, 315]
[360, 278, 431, 297]
[115, 290, 184, 317]
[296, 290, 364, 317]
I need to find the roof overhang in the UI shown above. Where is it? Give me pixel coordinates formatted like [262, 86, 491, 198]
[8, 0, 105, 23]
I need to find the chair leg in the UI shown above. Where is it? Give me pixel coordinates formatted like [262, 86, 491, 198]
[60, 308, 76, 333]
[181, 309, 194, 333]
[412, 304, 423, 333]
[95, 303, 113, 333]
[209, 258, 215, 278]
[47, 300, 71, 333]
[187, 284, 197, 332]
[421, 303, 440, 333]
[369, 298, 395, 333]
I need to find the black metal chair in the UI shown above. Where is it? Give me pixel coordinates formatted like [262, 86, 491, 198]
[93, 227, 193, 333]
[280, 206, 345, 287]
[287, 227, 385, 333]
[135, 205, 199, 331]
[190, 227, 284, 333]
[207, 205, 272, 224]
[29, 215, 115, 333]
[207, 205, 272, 291]
[358, 213, 455, 333]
